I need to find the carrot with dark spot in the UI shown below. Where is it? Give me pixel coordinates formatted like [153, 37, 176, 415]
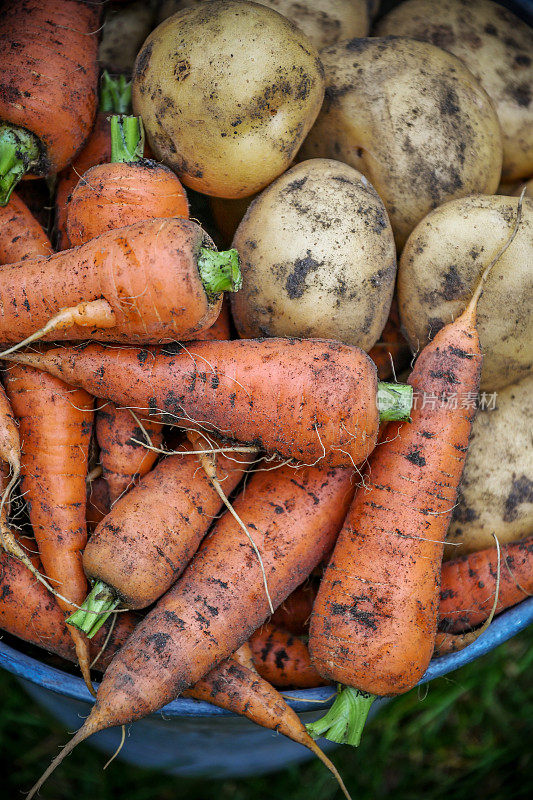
[3, 364, 95, 692]
[250, 622, 327, 688]
[26, 460, 356, 796]
[6, 338, 412, 467]
[0, 0, 101, 204]
[438, 535, 533, 633]
[307, 195, 525, 746]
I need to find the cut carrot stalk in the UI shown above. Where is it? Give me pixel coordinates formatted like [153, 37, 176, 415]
[0, 125, 40, 206]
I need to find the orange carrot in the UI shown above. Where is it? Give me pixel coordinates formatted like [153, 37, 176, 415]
[26, 459, 356, 795]
[0, 544, 136, 671]
[270, 580, 317, 635]
[307, 197, 525, 747]
[439, 536, 533, 633]
[3, 363, 95, 690]
[0, 0, 101, 204]
[185, 656, 350, 799]
[55, 73, 133, 250]
[0, 218, 240, 346]
[69, 439, 256, 632]
[96, 403, 164, 505]
[66, 115, 189, 247]
[250, 623, 327, 688]
[6, 338, 412, 467]
[0, 192, 52, 264]
[86, 476, 111, 532]
[0, 381, 20, 506]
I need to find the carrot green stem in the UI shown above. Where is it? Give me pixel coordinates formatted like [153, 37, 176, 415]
[306, 686, 375, 747]
[377, 381, 413, 422]
[110, 115, 144, 163]
[0, 124, 40, 206]
[100, 72, 132, 114]
[67, 580, 120, 639]
[198, 247, 242, 295]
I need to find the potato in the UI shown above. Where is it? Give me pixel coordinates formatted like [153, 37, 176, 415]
[99, 0, 156, 75]
[299, 37, 503, 249]
[375, 0, 533, 181]
[398, 194, 533, 391]
[132, 0, 325, 198]
[444, 373, 533, 559]
[231, 159, 396, 350]
[157, 0, 375, 49]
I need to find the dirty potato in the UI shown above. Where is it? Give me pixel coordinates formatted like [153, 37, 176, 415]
[300, 37, 503, 249]
[444, 373, 533, 558]
[157, 0, 375, 49]
[375, 0, 533, 181]
[132, 0, 325, 198]
[231, 159, 396, 350]
[398, 194, 533, 391]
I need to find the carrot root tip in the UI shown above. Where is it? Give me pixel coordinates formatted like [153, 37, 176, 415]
[377, 381, 413, 422]
[0, 124, 40, 206]
[198, 247, 242, 295]
[67, 580, 120, 638]
[306, 686, 375, 747]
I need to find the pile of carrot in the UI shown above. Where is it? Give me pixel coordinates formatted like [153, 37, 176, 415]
[0, 6, 530, 798]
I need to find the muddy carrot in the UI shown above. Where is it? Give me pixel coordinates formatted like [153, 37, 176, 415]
[0, 0, 101, 204]
[6, 339, 412, 468]
[250, 623, 326, 688]
[0, 192, 52, 264]
[306, 196, 525, 747]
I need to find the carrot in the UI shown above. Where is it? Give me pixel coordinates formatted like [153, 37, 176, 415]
[6, 339, 412, 467]
[66, 115, 189, 247]
[2, 363, 95, 691]
[68, 439, 256, 633]
[0, 218, 240, 347]
[250, 623, 327, 688]
[86, 476, 110, 532]
[194, 296, 232, 341]
[270, 580, 317, 635]
[0, 0, 101, 204]
[185, 656, 351, 800]
[55, 73, 132, 250]
[438, 536, 533, 633]
[26, 459, 356, 795]
[96, 403, 164, 505]
[0, 381, 20, 512]
[306, 194, 526, 747]
[0, 544, 136, 671]
[0, 192, 52, 264]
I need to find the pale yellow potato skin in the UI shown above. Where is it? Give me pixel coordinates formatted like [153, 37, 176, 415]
[231, 159, 396, 351]
[157, 0, 375, 48]
[444, 373, 533, 559]
[375, 0, 533, 181]
[132, 0, 325, 198]
[398, 195, 533, 391]
[299, 37, 503, 249]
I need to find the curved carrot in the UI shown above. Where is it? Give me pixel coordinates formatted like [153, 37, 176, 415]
[0, 218, 240, 345]
[186, 657, 350, 800]
[3, 364, 94, 689]
[0, 0, 101, 203]
[0, 192, 52, 264]
[0, 544, 136, 671]
[270, 580, 317, 635]
[439, 536, 533, 633]
[55, 73, 132, 250]
[250, 623, 326, 688]
[26, 459, 356, 795]
[67, 115, 189, 247]
[96, 403, 163, 505]
[307, 195, 525, 747]
[69, 439, 256, 630]
[6, 339, 412, 467]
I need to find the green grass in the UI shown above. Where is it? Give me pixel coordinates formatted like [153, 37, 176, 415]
[2, 627, 532, 799]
